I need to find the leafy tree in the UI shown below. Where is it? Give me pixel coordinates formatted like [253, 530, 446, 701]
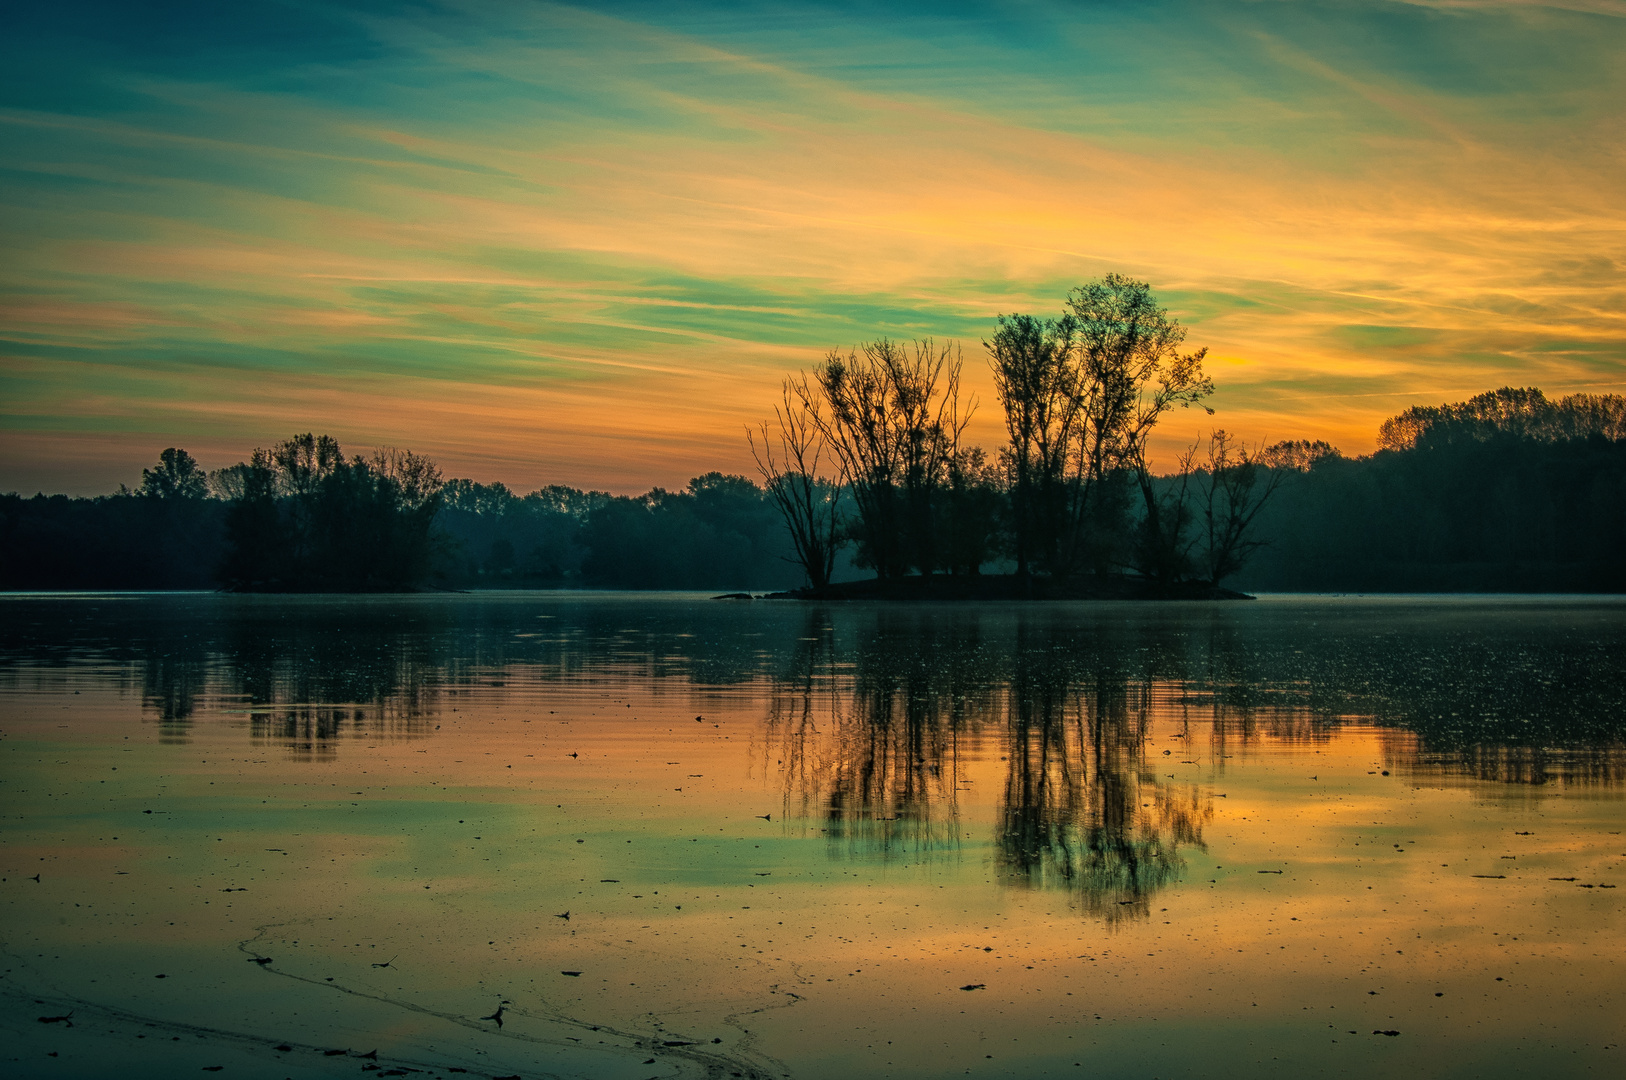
[433, 479, 599, 585]
[986, 313, 1080, 575]
[216, 436, 443, 591]
[218, 450, 286, 588]
[1232, 388, 1625, 592]
[1066, 275, 1213, 580]
[140, 448, 207, 500]
[941, 447, 1004, 576]
[302, 448, 443, 589]
[1379, 387, 1626, 450]
[1259, 439, 1341, 472]
[578, 475, 796, 590]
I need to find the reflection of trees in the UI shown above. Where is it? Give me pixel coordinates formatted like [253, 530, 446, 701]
[1382, 729, 1626, 789]
[1196, 612, 1340, 757]
[764, 610, 995, 860]
[140, 638, 208, 743]
[128, 609, 443, 756]
[223, 623, 436, 759]
[765, 610, 1214, 920]
[11, 593, 1622, 791]
[246, 703, 432, 761]
[998, 624, 1211, 923]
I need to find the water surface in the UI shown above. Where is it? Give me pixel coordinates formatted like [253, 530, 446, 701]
[3, 593, 1624, 1078]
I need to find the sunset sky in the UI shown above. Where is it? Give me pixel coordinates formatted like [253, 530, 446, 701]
[3, 0, 1623, 495]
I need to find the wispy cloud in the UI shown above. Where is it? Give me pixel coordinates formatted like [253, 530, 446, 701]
[2, 0, 1623, 492]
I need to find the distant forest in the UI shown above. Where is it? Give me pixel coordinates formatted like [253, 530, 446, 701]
[0, 451, 803, 592]
[3, 278, 1622, 594]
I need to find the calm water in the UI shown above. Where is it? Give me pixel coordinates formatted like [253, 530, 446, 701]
[2, 593, 1624, 1079]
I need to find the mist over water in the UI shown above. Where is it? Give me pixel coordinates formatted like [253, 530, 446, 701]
[3, 594, 1624, 1078]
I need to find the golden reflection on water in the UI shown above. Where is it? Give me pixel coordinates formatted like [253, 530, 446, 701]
[2, 594, 1625, 1079]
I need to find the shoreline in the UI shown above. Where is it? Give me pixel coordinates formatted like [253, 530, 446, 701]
[719, 574, 1255, 602]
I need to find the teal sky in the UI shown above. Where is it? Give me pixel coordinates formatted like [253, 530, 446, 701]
[3, 1, 1624, 493]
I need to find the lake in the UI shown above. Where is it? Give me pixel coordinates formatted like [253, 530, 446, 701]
[2, 592, 1624, 1079]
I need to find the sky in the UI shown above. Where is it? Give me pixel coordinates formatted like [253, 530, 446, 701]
[2, 0, 1623, 495]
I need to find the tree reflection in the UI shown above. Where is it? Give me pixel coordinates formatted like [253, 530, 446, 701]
[766, 610, 1214, 920]
[139, 638, 208, 743]
[765, 609, 994, 860]
[127, 605, 442, 757]
[1385, 730, 1626, 789]
[998, 624, 1211, 922]
[221, 622, 437, 759]
[7, 593, 1621, 799]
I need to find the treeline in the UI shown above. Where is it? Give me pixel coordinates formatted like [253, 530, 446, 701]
[750, 279, 1624, 594]
[0, 441, 806, 592]
[436, 471, 801, 589]
[2, 275, 1623, 594]
[0, 479, 227, 590]
[2, 383, 1620, 593]
[1230, 387, 1626, 592]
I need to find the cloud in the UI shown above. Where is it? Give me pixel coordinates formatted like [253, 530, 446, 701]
[2, 0, 1623, 492]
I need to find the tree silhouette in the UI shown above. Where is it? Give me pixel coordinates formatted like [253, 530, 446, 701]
[749, 380, 843, 588]
[1195, 430, 1284, 586]
[139, 448, 207, 500]
[1067, 275, 1213, 581]
[216, 436, 443, 591]
[986, 313, 1080, 575]
[800, 338, 973, 577]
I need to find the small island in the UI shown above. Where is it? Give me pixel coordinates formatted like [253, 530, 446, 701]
[743, 276, 1313, 599]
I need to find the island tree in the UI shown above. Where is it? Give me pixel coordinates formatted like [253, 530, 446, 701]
[986, 312, 1080, 576]
[797, 338, 974, 578]
[1066, 275, 1214, 582]
[748, 379, 843, 588]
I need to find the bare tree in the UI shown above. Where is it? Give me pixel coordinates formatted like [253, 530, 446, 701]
[370, 447, 444, 513]
[207, 463, 254, 501]
[272, 433, 343, 499]
[1131, 441, 1198, 585]
[802, 339, 972, 578]
[886, 339, 973, 576]
[805, 346, 902, 576]
[988, 277, 1212, 580]
[749, 380, 843, 589]
[1196, 431, 1285, 586]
